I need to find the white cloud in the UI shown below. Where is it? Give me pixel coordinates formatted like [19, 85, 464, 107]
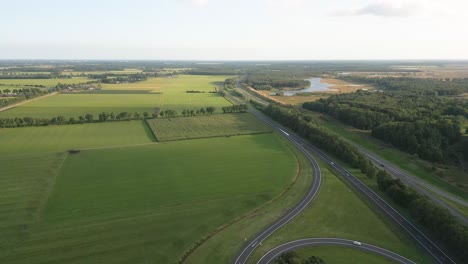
[336, 0, 419, 17]
[335, 0, 467, 18]
[191, 0, 209, 6]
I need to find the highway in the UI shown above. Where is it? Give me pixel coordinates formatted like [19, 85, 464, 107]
[257, 238, 417, 264]
[236, 83, 468, 225]
[226, 90, 457, 264]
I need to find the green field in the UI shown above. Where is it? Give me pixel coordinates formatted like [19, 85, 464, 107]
[100, 75, 228, 91]
[147, 113, 271, 141]
[0, 134, 298, 263]
[294, 246, 396, 264]
[0, 121, 154, 155]
[0, 77, 90, 87]
[0, 75, 231, 118]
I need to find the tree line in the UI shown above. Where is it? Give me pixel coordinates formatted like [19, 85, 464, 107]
[377, 170, 468, 261]
[181, 107, 216, 117]
[0, 105, 249, 128]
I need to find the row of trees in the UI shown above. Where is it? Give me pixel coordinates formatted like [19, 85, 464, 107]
[181, 107, 216, 117]
[0, 105, 248, 128]
[263, 104, 377, 178]
[377, 171, 468, 261]
[221, 104, 248, 113]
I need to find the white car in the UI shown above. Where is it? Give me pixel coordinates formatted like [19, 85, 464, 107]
[353, 241, 362, 246]
[330, 162, 334, 165]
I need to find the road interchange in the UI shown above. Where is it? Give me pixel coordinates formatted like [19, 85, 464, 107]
[226, 89, 457, 264]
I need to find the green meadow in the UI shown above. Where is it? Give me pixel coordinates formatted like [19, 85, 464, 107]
[0, 121, 154, 155]
[0, 134, 298, 264]
[147, 113, 271, 141]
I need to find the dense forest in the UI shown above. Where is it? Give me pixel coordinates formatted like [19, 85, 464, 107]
[303, 88, 467, 163]
[339, 76, 468, 95]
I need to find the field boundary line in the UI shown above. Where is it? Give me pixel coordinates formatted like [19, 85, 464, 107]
[143, 119, 160, 142]
[79, 142, 158, 151]
[177, 132, 306, 264]
[0, 92, 58, 112]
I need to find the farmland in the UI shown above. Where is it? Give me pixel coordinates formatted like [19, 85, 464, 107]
[147, 113, 271, 141]
[0, 75, 231, 119]
[0, 134, 298, 264]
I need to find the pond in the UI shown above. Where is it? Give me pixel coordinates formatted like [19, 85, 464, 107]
[282, 78, 336, 96]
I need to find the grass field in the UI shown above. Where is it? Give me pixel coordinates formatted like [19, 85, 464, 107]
[0, 134, 298, 263]
[247, 157, 432, 264]
[0, 75, 232, 118]
[0, 77, 90, 87]
[0, 121, 154, 155]
[147, 113, 271, 141]
[294, 246, 395, 264]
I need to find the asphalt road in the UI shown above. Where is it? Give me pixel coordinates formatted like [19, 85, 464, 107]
[227, 89, 457, 264]
[257, 238, 417, 264]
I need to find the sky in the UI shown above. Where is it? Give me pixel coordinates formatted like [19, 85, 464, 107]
[1, 0, 467, 60]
